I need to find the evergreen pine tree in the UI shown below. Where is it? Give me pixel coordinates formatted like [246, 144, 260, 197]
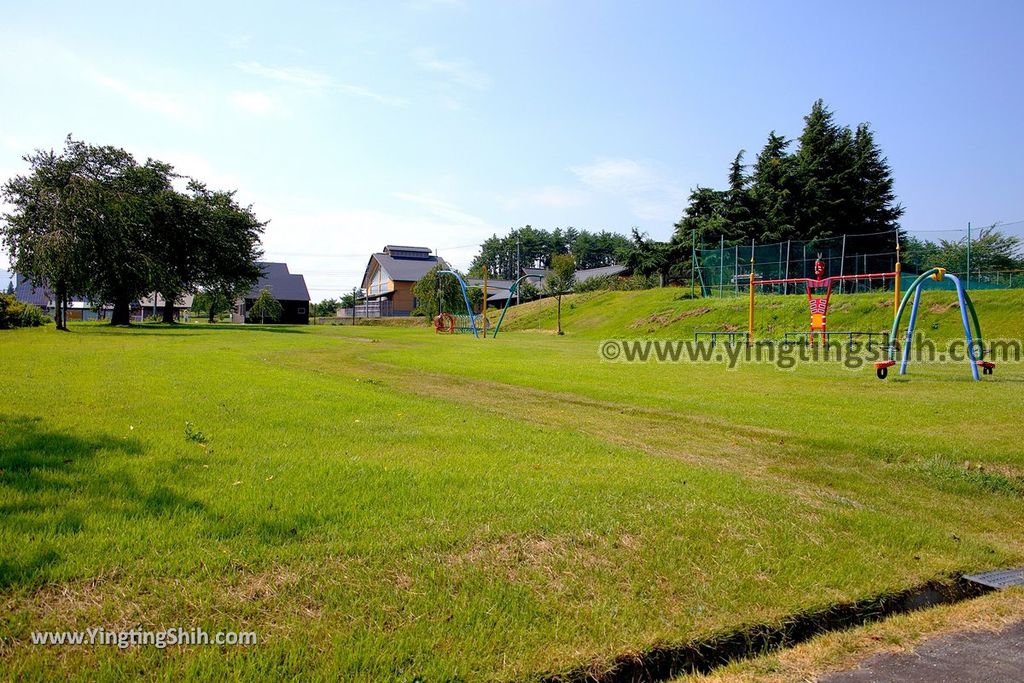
[722, 150, 757, 241]
[750, 132, 796, 240]
[851, 123, 904, 235]
[794, 99, 857, 240]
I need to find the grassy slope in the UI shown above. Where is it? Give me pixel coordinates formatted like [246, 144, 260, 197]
[0, 292, 1022, 681]
[494, 288, 1024, 341]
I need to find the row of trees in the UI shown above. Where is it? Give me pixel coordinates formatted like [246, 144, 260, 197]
[469, 225, 630, 279]
[1, 137, 265, 328]
[904, 226, 1023, 276]
[607, 101, 909, 284]
[676, 100, 904, 245]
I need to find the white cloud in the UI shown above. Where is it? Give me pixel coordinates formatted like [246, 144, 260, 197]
[495, 186, 590, 211]
[236, 61, 333, 88]
[569, 158, 689, 223]
[407, 0, 467, 10]
[227, 34, 253, 50]
[411, 48, 491, 91]
[121, 147, 251, 203]
[89, 71, 197, 123]
[570, 158, 659, 195]
[256, 196, 496, 295]
[235, 61, 406, 106]
[391, 191, 492, 231]
[230, 91, 277, 115]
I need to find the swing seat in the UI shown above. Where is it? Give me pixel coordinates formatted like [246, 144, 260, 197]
[874, 359, 896, 380]
[976, 360, 995, 375]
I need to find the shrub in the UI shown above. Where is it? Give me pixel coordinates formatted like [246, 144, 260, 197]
[574, 274, 659, 293]
[517, 281, 541, 302]
[0, 293, 50, 329]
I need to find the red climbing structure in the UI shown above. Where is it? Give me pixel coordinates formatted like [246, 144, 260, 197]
[750, 255, 899, 346]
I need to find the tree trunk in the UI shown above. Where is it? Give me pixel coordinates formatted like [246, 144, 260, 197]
[161, 293, 177, 323]
[110, 295, 131, 325]
[54, 284, 66, 330]
[208, 305, 217, 323]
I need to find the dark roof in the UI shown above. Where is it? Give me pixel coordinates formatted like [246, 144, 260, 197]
[361, 253, 442, 287]
[13, 275, 53, 307]
[574, 264, 628, 283]
[245, 263, 310, 302]
[465, 278, 514, 291]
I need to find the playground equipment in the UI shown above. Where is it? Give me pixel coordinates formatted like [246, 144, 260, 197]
[733, 243, 995, 381]
[434, 269, 479, 337]
[433, 269, 542, 339]
[874, 267, 993, 381]
[492, 274, 543, 338]
[746, 249, 901, 346]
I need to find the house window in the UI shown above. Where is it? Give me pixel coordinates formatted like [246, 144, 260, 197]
[297, 307, 306, 314]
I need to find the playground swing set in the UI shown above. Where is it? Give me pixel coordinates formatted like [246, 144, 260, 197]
[431, 268, 543, 339]
[716, 243, 995, 381]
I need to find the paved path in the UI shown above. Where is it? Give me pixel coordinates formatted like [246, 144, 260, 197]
[820, 620, 1024, 682]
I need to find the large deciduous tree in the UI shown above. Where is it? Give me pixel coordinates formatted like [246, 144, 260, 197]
[2, 137, 265, 327]
[191, 182, 265, 323]
[85, 155, 178, 325]
[1, 144, 93, 329]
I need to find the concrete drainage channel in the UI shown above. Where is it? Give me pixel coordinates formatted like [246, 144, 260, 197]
[541, 570, 1024, 683]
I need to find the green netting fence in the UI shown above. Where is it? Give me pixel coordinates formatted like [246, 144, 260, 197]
[696, 226, 1024, 297]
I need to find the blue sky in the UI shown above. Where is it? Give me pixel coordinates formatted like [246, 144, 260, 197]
[1, 1, 1022, 297]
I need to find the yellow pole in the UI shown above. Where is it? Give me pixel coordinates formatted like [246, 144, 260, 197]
[482, 265, 488, 338]
[748, 253, 755, 345]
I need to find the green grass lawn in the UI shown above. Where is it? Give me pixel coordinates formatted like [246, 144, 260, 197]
[1, 292, 1023, 681]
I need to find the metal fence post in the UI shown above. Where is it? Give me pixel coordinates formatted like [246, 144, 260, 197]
[719, 235, 725, 298]
[838, 234, 847, 293]
[734, 245, 739, 294]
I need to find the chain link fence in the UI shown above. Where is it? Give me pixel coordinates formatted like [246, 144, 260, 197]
[696, 222, 1024, 296]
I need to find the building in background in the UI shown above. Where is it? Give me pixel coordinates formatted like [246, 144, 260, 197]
[234, 262, 311, 324]
[359, 245, 442, 317]
[11, 275, 114, 320]
[133, 294, 195, 322]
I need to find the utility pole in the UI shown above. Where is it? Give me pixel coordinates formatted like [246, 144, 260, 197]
[838, 234, 847, 294]
[516, 233, 521, 306]
[482, 265, 488, 338]
[351, 287, 356, 326]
